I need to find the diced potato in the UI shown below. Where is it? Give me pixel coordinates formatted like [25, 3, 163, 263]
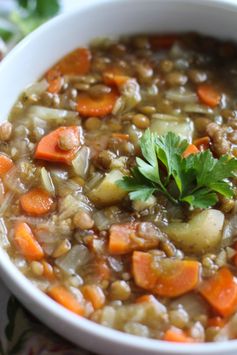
[88, 169, 127, 206]
[150, 115, 193, 142]
[164, 209, 224, 254]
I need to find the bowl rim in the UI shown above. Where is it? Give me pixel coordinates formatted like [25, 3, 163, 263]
[1, 0, 237, 353]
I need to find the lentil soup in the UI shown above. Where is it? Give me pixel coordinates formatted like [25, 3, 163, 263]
[2, 33, 237, 343]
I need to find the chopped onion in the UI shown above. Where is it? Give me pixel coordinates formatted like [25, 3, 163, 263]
[0, 218, 9, 247]
[24, 79, 48, 97]
[0, 192, 15, 216]
[10, 216, 46, 225]
[113, 79, 141, 115]
[72, 146, 91, 178]
[59, 194, 92, 220]
[53, 176, 82, 197]
[55, 245, 91, 274]
[27, 105, 78, 121]
[3, 167, 27, 194]
[183, 104, 213, 115]
[40, 167, 55, 195]
[151, 113, 186, 121]
[166, 88, 197, 103]
[85, 172, 103, 191]
[108, 256, 123, 272]
[50, 168, 68, 181]
[93, 210, 111, 231]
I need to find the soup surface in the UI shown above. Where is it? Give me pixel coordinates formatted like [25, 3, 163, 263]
[2, 33, 237, 343]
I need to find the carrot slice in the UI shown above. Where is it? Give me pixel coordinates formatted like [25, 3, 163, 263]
[112, 133, 130, 141]
[77, 88, 118, 117]
[0, 154, 14, 177]
[132, 252, 158, 290]
[46, 68, 62, 94]
[35, 126, 80, 164]
[197, 84, 221, 108]
[154, 259, 200, 297]
[164, 327, 194, 343]
[14, 222, 44, 261]
[133, 252, 200, 297]
[56, 48, 91, 76]
[20, 188, 54, 216]
[199, 267, 237, 317]
[81, 285, 105, 310]
[193, 136, 210, 151]
[182, 144, 199, 158]
[48, 285, 84, 315]
[149, 34, 179, 49]
[108, 223, 159, 255]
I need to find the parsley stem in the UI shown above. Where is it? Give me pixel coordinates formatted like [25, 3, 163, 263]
[158, 184, 179, 204]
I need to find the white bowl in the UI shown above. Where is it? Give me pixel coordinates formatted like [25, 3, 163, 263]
[0, 0, 237, 354]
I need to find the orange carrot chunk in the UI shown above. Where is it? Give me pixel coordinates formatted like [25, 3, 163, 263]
[48, 285, 84, 316]
[77, 88, 118, 117]
[197, 84, 221, 108]
[14, 222, 44, 261]
[108, 223, 159, 255]
[199, 267, 237, 317]
[154, 259, 200, 298]
[133, 252, 200, 297]
[193, 136, 211, 151]
[46, 68, 62, 94]
[56, 48, 91, 76]
[35, 126, 80, 164]
[132, 251, 158, 290]
[0, 154, 14, 177]
[182, 144, 199, 158]
[20, 188, 54, 216]
[82, 285, 105, 310]
[164, 327, 194, 343]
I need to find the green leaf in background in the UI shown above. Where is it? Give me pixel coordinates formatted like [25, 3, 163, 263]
[0, 0, 61, 43]
[0, 28, 14, 41]
[17, 0, 32, 10]
[36, 0, 60, 17]
[10, 11, 45, 37]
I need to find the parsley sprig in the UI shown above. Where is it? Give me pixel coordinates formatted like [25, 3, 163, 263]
[118, 130, 237, 209]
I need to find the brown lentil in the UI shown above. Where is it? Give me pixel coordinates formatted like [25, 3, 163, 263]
[84, 117, 102, 131]
[166, 71, 188, 86]
[132, 114, 150, 129]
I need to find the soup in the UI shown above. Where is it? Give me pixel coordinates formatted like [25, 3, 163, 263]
[1, 33, 237, 343]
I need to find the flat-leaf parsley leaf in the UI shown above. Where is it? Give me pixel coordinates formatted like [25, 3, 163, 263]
[117, 130, 237, 209]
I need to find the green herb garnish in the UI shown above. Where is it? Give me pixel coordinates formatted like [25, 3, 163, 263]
[118, 130, 237, 208]
[0, 0, 60, 44]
